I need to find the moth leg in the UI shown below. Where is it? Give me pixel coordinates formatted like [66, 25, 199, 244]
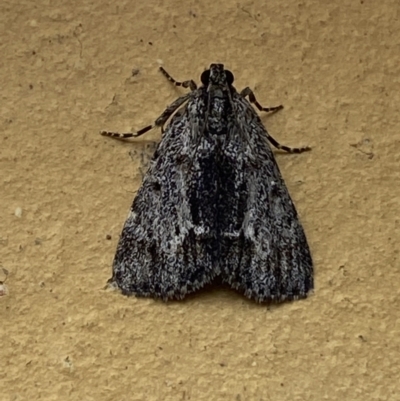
[263, 130, 311, 153]
[100, 92, 192, 139]
[159, 66, 198, 91]
[240, 87, 283, 113]
[240, 87, 311, 153]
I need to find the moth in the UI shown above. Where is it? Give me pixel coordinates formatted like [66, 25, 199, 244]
[101, 64, 313, 302]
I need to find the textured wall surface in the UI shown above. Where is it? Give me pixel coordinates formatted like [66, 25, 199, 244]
[1, 0, 399, 400]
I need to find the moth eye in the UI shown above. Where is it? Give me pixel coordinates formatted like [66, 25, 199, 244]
[225, 70, 234, 85]
[201, 70, 210, 85]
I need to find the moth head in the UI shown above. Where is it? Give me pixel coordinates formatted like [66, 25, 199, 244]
[201, 64, 234, 88]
